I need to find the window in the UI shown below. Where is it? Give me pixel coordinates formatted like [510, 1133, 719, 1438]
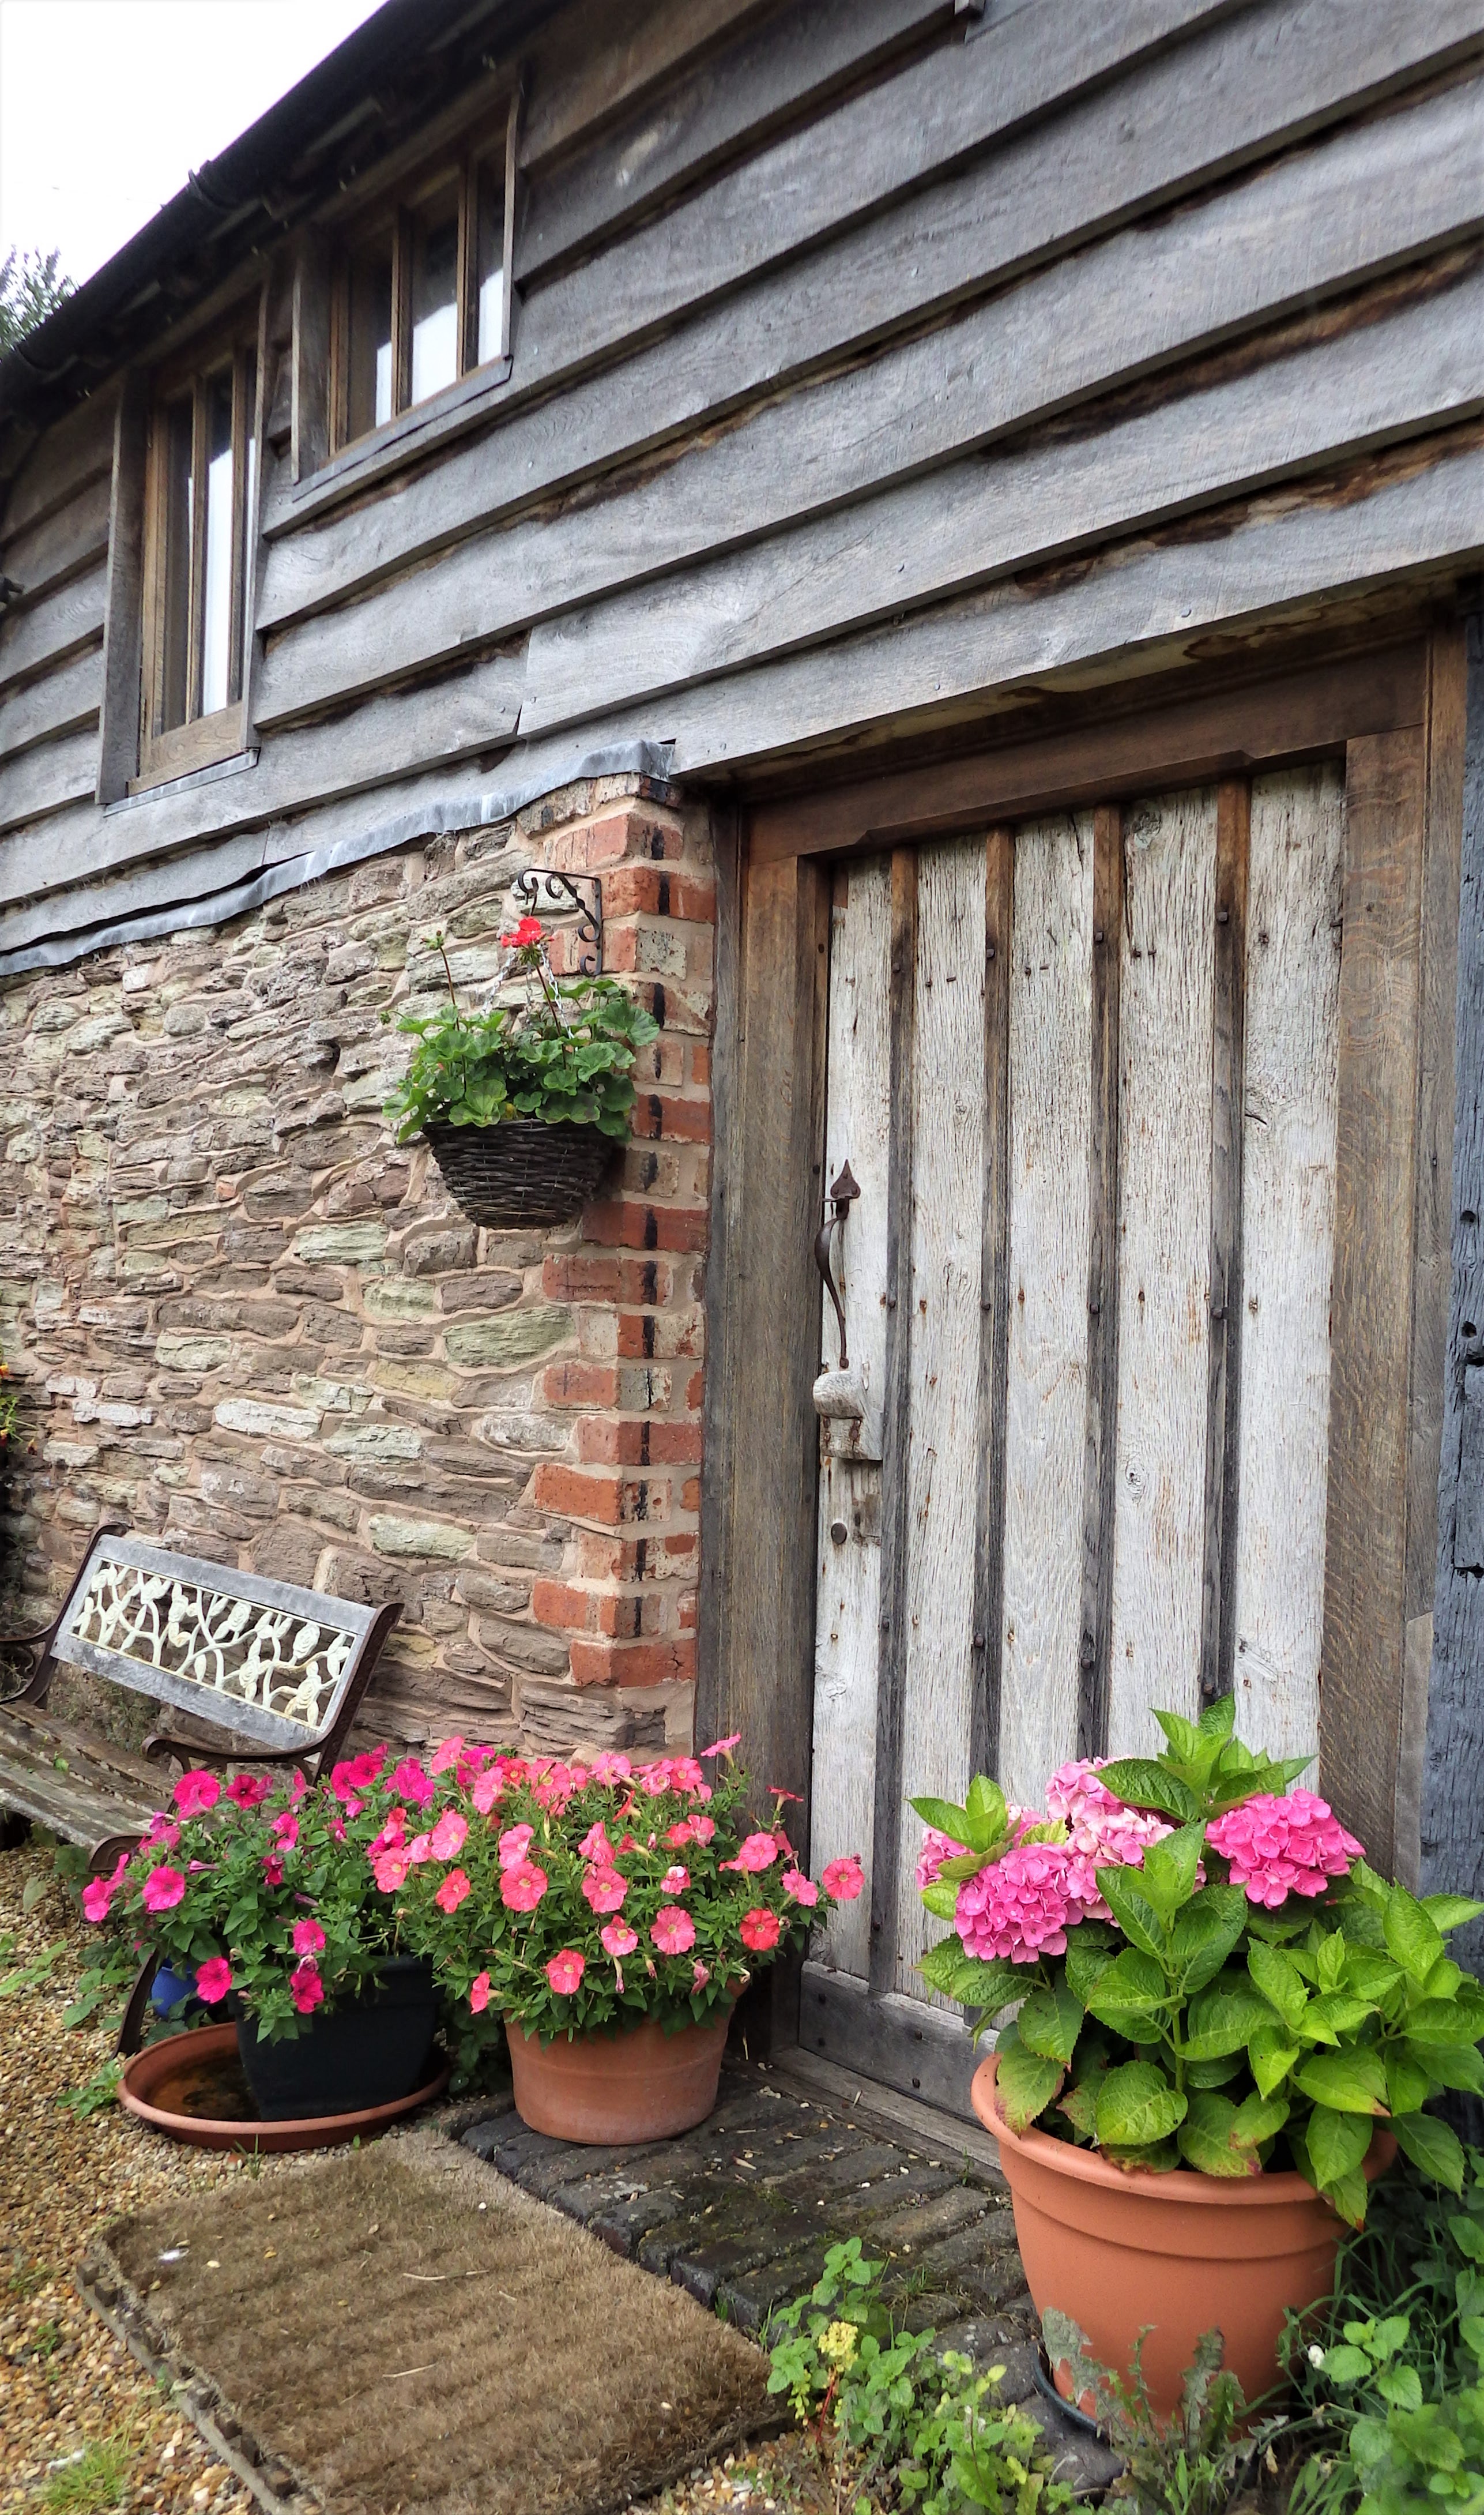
[332, 133, 511, 453]
[138, 334, 257, 788]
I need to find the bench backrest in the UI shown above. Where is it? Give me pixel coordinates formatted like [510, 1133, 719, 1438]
[51, 1532, 385, 1755]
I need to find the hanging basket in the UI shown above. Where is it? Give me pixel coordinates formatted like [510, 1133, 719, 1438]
[422, 1118, 616, 1229]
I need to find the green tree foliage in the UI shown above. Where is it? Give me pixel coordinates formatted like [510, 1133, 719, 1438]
[0, 249, 73, 355]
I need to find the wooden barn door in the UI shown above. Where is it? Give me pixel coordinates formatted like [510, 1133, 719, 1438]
[804, 769, 1350, 2112]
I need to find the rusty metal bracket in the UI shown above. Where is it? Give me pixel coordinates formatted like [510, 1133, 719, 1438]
[511, 867, 604, 975]
[815, 1161, 860, 1369]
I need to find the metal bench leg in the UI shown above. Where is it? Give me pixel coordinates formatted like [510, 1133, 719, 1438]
[116, 1952, 157, 2057]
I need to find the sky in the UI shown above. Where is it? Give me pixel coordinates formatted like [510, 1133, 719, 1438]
[1, 0, 387, 291]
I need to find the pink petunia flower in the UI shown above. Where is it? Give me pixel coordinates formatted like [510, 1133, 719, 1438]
[372, 1848, 412, 1892]
[292, 1918, 326, 1958]
[725, 1832, 780, 1875]
[195, 1956, 232, 2003]
[81, 1877, 114, 1923]
[651, 1905, 696, 1955]
[261, 1854, 285, 1888]
[821, 1856, 865, 1903]
[740, 1907, 781, 1952]
[639, 1763, 673, 1799]
[781, 1866, 819, 1907]
[435, 1867, 472, 1914]
[271, 1813, 299, 1850]
[688, 1815, 716, 1845]
[290, 1960, 324, 2014]
[692, 1960, 711, 1987]
[392, 1757, 436, 1808]
[1207, 1791, 1364, 1908]
[665, 1819, 695, 1849]
[142, 1815, 181, 1849]
[700, 1734, 742, 1758]
[601, 1920, 639, 1958]
[578, 1819, 615, 1864]
[497, 1824, 535, 1871]
[142, 1864, 186, 1913]
[471, 1765, 505, 1815]
[590, 1751, 632, 1784]
[582, 1867, 628, 1915]
[173, 1770, 220, 1817]
[667, 1758, 705, 1795]
[430, 1734, 466, 1776]
[545, 1949, 586, 1994]
[226, 1772, 273, 1809]
[500, 1859, 548, 1913]
[660, 1864, 690, 1894]
[428, 1809, 469, 1862]
[469, 1971, 491, 2013]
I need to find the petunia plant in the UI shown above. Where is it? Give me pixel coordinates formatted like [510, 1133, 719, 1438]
[383, 1735, 864, 2044]
[913, 1698, 1484, 2228]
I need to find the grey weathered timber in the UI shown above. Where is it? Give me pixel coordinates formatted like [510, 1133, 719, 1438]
[1202, 781, 1250, 1705]
[0, 386, 116, 547]
[0, 561, 107, 695]
[257, 26, 1484, 639]
[0, 474, 111, 607]
[869, 849, 917, 1998]
[517, 268, 1484, 737]
[517, 0, 769, 172]
[515, 0, 957, 283]
[973, 830, 1013, 1780]
[0, 725, 99, 834]
[0, 650, 524, 909]
[1422, 611, 1484, 1964]
[96, 374, 149, 807]
[1079, 810, 1123, 1760]
[0, 641, 101, 766]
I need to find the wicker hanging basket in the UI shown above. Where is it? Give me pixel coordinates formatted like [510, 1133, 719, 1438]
[422, 1119, 616, 1230]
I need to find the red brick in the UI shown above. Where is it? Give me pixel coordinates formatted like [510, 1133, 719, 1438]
[545, 813, 684, 875]
[574, 1418, 703, 1467]
[689, 1042, 711, 1088]
[584, 1198, 709, 1255]
[568, 1636, 696, 1689]
[680, 1475, 701, 1513]
[614, 1309, 703, 1362]
[531, 1464, 623, 1525]
[543, 1253, 622, 1303]
[630, 1092, 711, 1145]
[684, 1368, 705, 1411]
[540, 1359, 619, 1409]
[603, 866, 717, 922]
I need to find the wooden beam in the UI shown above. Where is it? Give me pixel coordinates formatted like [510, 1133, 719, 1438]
[1079, 806, 1123, 1758]
[0, 642, 102, 769]
[1201, 779, 1251, 1705]
[96, 373, 148, 806]
[869, 848, 917, 1997]
[973, 827, 1013, 1779]
[1320, 725, 1428, 1867]
[291, 235, 333, 486]
[0, 563, 107, 698]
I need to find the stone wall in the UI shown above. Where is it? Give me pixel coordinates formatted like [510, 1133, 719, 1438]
[0, 773, 714, 1758]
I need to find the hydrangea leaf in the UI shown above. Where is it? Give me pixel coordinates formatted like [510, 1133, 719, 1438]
[1384, 2045, 1434, 2116]
[1094, 1760, 1203, 1825]
[1169, 1886, 1247, 1994]
[1294, 2048, 1389, 2114]
[1422, 1894, 1484, 1934]
[1139, 1823, 1207, 1920]
[1093, 1867, 1166, 1963]
[1016, 1981, 1084, 2065]
[1303, 2102, 1373, 2187]
[1248, 1942, 1309, 2033]
[1247, 2022, 1300, 2098]
[1384, 1888, 1447, 1987]
[1083, 1948, 1168, 2030]
[1177, 2092, 1263, 2178]
[1392, 2111, 1466, 2194]
[1095, 2059, 1187, 2148]
[920, 1879, 960, 1921]
[993, 2026, 1066, 2133]
[1184, 1976, 1279, 2060]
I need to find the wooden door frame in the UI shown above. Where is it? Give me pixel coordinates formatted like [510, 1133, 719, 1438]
[698, 626, 1466, 2047]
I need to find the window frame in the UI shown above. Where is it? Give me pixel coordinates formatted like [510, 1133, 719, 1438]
[328, 104, 517, 460]
[135, 329, 258, 792]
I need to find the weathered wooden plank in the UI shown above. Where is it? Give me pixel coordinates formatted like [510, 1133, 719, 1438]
[520, 272, 1484, 742]
[519, 0, 771, 172]
[1230, 764, 1344, 1764]
[517, 0, 955, 283]
[258, 7, 1484, 639]
[97, 374, 148, 807]
[1320, 728, 1427, 1867]
[999, 812, 1094, 1806]
[869, 850, 917, 1998]
[0, 828, 270, 957]
[1, 385, 116, 546]
[973, 829, 1013, 1783]
[0, 562, 107, 697]
[1200, 781, 1250, 1709]
[0, 652, 525, 911]
[1079, 809, 1123, 1761]
[1421, 612, 1484, 1963]
[0, 726, 100, 836]
[0, 643, 102, 766]
[897, 839, 986, 1997]
[1108, 789, 1217, 1758]
[811, 858, 891, 1980]
[0, 475, 111, 608]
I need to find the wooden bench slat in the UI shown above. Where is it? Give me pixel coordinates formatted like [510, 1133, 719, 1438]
[0, 1706, 160, 1852]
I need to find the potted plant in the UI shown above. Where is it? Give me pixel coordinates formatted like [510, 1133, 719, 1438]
[84, 1749, 447, 2119]
[385, 1734, 866, 2141]
[910, 1698, 1484, 2417]
[384, 916, 659, 1228]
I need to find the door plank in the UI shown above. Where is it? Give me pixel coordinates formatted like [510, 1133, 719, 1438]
[895, 839, 987, 1995]
[1108, 788, 1218, 1754]
[999, 811, 1095, 1805]
[972, 829, 1014, 1783]
[1079, 806, 1124, 1757]
[1231, 764, 1344, 1762]
[869, 850, 918, 1998]
[1199, 779, 1250, 1710]
[812, 859, 892, 1979]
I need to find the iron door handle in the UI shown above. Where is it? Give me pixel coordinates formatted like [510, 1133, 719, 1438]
[815, 1161, 861, 1369]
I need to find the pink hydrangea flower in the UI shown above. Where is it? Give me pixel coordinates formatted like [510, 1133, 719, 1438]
[290, 1960, 324, 2014]
[81, 1876, 114, 1923]
[546, 1949, 586, 1994]
[500, 1859, 548, 1913]
[651, 1905, 696, 1955]
[225, 1772, 272, 1809]
[497, 1824, 535, 1871]
[173, 1770, 220, 1817]
[430, 1734, 466, 1777]
[582, 1866, 628, 1915]
[916, 1828, 969, 1890]
[270, 1812, 299, 1850]
[435, 1867, 472, 1914]
[195, 1957, 232, 2003]
[601, 1920, 638, 1958]
[740, 1907, 781, 1952]
[661, 1864, 690, 1894]
[292, 1918, 326, 1958]
[579, 1820, 615, 1864]
[1046, 1760, 1173, 1863]
[469, 1971, 491, 2013]
[428, 1809, 469, 1862]
[141, 1864, 186, 1913]
[822, 1856, 865, 1903]
[392, 1757, 436, 1808]
[1207, 1790, 1364, 1907]
[955, 1843, 1085, 1965]
[782, 1866, 819, 1907]
[725, 1832, 780, 1874]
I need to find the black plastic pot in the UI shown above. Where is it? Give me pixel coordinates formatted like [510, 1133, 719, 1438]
[423, 1118, 616, 1229]
[232, 1958, 439, 2121]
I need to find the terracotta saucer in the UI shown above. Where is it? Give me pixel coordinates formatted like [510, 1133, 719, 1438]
[119, 2020, 451, 2153]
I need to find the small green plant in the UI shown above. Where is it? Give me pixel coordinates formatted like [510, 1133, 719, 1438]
[0, 1937, 66, 1997]
[384, 919, 658, 1142]
[767, 2242, 1074, 2514]
[40, 2431, 131, 2512]
[59, 2057, 124, 2120]
[1042, 2313, 1288, 2515]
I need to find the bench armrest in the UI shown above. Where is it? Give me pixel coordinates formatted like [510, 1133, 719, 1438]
[0, 1631, 54, 1704]
[142, 1735, 315, 1771]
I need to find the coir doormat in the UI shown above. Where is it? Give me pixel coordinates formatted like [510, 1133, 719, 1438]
[79, 2131, 780, 2515]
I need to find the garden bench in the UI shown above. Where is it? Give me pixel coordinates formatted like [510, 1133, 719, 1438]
[0, 1524, 400, 1877]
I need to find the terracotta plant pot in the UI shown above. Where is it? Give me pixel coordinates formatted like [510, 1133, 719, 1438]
[509, 2008, 732, 2142]
[973, 2052, 1393, 2419]
[119, 2021, 450, 2153]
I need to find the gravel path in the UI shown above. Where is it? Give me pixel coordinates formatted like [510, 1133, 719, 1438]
[0, 1847, 822, 2514]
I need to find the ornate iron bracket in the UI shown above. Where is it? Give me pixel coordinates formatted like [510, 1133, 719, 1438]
[814, 1160, 860, 1369]
[511, 867, 604, 975]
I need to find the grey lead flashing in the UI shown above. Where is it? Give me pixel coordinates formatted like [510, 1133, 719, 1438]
[0, 739, 676, 979]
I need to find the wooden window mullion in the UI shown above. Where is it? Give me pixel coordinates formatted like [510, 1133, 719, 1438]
[457, 153, 477, 377]
[227, 350, 249, 708]
[392, 209, 412, 415]
[186, 380, 208, 723]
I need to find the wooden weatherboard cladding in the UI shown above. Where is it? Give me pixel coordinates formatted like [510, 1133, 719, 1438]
[700, 639, 1458, 2096]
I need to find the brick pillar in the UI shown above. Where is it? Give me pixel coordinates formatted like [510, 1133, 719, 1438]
[528, 795, 713, 1715]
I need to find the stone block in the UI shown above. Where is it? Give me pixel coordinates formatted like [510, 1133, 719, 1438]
[155, 1332, 233, 1371]
[364, 1278, 438, 1321]
[323, 1421, 424, 1461]
[291, 1221, 389, 1265]
[368, 1514, 476, 1561]
[445, 1307, 571, 1370]
[213, 1396, 322, 1442]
